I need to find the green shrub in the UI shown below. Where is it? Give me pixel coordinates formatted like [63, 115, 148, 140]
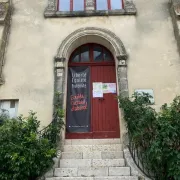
[119, 93, 180, 180]
[0, 109, 9, 126]
[0, 111, 62, 180]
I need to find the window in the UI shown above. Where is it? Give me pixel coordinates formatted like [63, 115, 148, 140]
[111, 0, 123, 10]
[0, 100, 19, 118]
[10, 100, 16, 108]
[58, 0, 123, 12]
[70, 44, 113, 63]
[71, 45, 90, 62]
[96, 0, 123, 10]
[81, 45, 89, 62]
[59, 0, 84, 11]
[59, 0, 70, 11]
[93, 45, 104, 61]
[45, 0, 137, 18]
[96, 0, 108, 10]
[74, 0, 84, 11]
[71, 50, 80, 62]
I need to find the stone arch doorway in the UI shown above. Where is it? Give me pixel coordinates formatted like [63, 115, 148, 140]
[66, 43, 120, 139]
[54, 27, 128, 139]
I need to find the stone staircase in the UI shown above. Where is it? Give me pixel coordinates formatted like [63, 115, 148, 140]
[46, 139, 138, 180]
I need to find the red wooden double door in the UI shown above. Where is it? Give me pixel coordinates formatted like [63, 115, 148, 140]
[66, 44, 120, 139]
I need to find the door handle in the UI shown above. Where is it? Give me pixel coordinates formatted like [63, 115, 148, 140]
[98, 98, 104, 101]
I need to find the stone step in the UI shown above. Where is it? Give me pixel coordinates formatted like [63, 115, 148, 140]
[60, 159, 125, 168]
[46, 176, 138, 180]
[63, 144, 122, 152]
[60, 159, 91, 168]
[109, 167, 131, 176]
[65, 139, 121, 145]
[54, 168, 77, 177]
[83, 151, 124, 159]
[61, 151, 124, 159]
[61, 152, 83, 159]
[54, 167, 130, 177]
[92, 159, 125, 167]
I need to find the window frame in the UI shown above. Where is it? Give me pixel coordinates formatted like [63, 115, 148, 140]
[45, 0, 137, 18]
[58, 0, 86, 11]
[69, 43, 114, 66]
[95, 0, 124, 10]
[0, 100, 19, 118]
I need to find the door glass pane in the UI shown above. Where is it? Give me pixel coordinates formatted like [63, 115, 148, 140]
[71, 50, 80, 62]
[111, 0, 122, 10]
[81, 45, 89, 62]
[96, 0, 108, 10]
[93, 45, 103, 62]
[104, 49, 113, 61]
[59, 0, 70, 11]
[73, 0, 84, 11]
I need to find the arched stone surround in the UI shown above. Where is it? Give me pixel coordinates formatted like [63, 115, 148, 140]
[57, 27, 127, 59]
[54, 27, 128, 139]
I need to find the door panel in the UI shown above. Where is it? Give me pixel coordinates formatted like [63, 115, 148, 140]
[66, 43, 120, 139]
[91, 66, 120, 138]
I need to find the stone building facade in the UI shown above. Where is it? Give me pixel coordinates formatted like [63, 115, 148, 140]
[0, 0, 180, 139]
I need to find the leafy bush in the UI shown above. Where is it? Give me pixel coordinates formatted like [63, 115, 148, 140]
[0, 111, 63, 180]
[119, 93, 180, 180]
[0, 109, 9, 126]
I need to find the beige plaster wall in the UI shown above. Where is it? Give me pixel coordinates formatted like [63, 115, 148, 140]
[0, 0, 180, 127]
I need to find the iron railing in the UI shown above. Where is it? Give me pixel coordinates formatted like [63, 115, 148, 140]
[38, 113, 63, 147]
[128, 135, 155, 179]
[38, 121, 57, 145]
[128, 135, 178, 180]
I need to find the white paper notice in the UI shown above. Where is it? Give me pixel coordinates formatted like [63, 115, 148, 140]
[93, 91, 103, 98]
[93, 82, 103, 98]
[103, 83, 116, 93]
